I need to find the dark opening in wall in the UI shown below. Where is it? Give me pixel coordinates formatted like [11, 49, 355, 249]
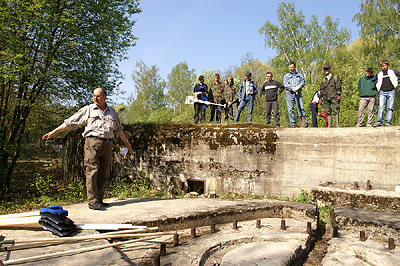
[187, 179, 205, 195]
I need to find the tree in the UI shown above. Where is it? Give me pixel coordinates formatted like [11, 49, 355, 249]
[353, 0, 400, 62]
[0, 0, 141, 197]
[166, 62, 196, 112]
[127, 60, 167, 122]
[259, 2, 351, 85]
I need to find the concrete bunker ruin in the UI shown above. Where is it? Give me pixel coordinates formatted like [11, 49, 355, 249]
[62, 124, 400, 198]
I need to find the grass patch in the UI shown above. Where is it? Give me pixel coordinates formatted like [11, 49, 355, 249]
[0, 145, 169, 215]
[318, 204, 332, 225]
[269, 188, 312, 203]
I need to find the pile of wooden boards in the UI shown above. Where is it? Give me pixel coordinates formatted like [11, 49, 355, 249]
[0, 227, 169, 265]
[0, 211, 172, 265]
[0, 211, 148, 231]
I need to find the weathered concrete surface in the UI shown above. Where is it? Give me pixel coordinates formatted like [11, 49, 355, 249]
[312, 186, 400, 212]
[2, 198, 400, 265]
[63, 197, 316, 231]
[0, 198, 315, 265]
[161, 218, 314, 266]
[221, 241, 305, 266]
[321, 231, 400, 266]
[332, 206, 400, 245]
[61, 124, 400, 198]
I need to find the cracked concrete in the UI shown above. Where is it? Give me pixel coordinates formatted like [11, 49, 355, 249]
[1, 197, 400, 265]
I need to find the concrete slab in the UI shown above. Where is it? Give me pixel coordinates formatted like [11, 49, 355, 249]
[0, 198, 315, 265]
[322, 233, 400, 266]
[2, 197, 400, 265]
[312, 186, 400, 212]
[332, 207, 400, 245]
[160, 218, 314, 266]
[334, 207, 400, 229]
[221, 241, 304, 266]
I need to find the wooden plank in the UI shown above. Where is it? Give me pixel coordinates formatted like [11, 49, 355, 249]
[0, 212, 40, 220]
[0, 217, 40, 227]
[2, 236, 161, 265]
[76, 224, 148, 230]
[1, 227, 158, 245]
[1, 231, 171, 252]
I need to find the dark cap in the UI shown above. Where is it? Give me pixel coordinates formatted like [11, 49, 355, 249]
[245, 71, 252, 76]
[323, 64, 331, 69]
[198, 75, 204, 79]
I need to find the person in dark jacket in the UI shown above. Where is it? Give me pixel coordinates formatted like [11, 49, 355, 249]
[193, 75, 209, 124]
[260, 72, 285, 126]
[357, 68, 378, 127]
[320, 64, 342, 127]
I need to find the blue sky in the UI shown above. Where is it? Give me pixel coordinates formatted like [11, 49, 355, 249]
[112, 0, 362, 104]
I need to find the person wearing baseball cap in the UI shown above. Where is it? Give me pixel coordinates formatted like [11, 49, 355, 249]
[234, 71, 258, 122]
[319, 64, 342, 127]
[193, 75, 209, 124]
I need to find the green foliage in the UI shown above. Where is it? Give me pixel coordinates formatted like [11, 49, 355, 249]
[166, 62, 197, 109]
[65, 178, 86, 201]
[106, 174, 153, 199]
[126, 60, 167, 123]
[32, 173, 53, 196]
[259, 1, 351, 85]
[291, 188, 312, 203]
[353, 0, 400, 61]
[269, 188, 312, 203]
[0, 0, 141, 197]
[318, 205, 332, 225]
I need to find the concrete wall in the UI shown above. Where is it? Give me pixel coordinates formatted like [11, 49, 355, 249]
[63, 124, 400, 197]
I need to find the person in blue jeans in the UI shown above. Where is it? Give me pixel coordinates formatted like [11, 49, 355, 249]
[374, 60, 400, 126]
[283, 62, 309, 127]
[234, 71, 258, 122]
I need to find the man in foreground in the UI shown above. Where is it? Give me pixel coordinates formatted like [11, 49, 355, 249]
[42, 88, 133, 210]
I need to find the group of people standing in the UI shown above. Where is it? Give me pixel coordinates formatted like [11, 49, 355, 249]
[193, 72, 256, 124]
[193, 60, 400, 128]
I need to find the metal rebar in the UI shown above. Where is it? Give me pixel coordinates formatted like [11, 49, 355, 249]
[256, 219, 261, 229]
[388, 238, 395, 250]
[191, 227, 196, 238]
[360, 231, 366, 242]
[173, 233, 179, 246]
[332, 225, 339, 237]
[307, 222, 312, 235]
[281, 220, 286, 230]
[233, 220, 238, 230]
[160, 243, 166, 256]
[153, 253, 160, 266]
[211, 223, 216, 233]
